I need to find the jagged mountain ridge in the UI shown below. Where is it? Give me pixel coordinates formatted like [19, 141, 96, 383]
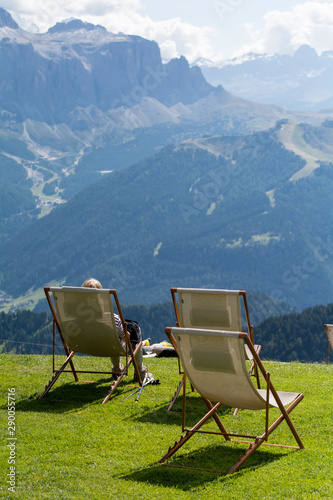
[196, 45, 333, 111]
[0, 8, 213, 123]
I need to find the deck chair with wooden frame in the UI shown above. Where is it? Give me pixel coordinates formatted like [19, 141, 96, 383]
[167, 288, 261, 411]
[40, 286, 143, 404]
[324, 324, 333, 363]
[159, 327, 304, 474]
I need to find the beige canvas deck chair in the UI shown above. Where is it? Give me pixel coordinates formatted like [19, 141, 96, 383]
[159, 327, 304, 474]
[324, 324, 333, 363]
[40, 286, 143, 404]
[167, 288, 261, 411]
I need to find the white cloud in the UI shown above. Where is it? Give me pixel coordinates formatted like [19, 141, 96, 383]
[235, 2, 333, 56]
[159, 39, 178, 61]
[3, 0, 144, 34]
[138, 18, 216, 62]
[4, 0, 217, 62]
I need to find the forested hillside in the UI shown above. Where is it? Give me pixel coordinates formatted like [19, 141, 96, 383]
[0, 132, 38, 243]
[0, 310, 50, 354]
[1, 124, 333, 310]
[2, 294, 331, 363]
[255, 303, 333, 362]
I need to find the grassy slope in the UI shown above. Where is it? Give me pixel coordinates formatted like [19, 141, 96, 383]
[1, 354, 333, 499]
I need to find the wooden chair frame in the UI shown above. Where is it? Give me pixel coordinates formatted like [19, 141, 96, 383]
[324, 324, 333, 363]
[40, 286, 142, 404]
[159, 327, 304, 474]
[167, 288, 261, 411]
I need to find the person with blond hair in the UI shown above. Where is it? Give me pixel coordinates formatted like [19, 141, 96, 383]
[82, 278, 153, 382]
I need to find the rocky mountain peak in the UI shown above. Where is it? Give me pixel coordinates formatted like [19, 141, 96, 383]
[293, 44, 319, 67]
[47, 18, 107, 34]
[0, 16, 215, 123]
[0, 8, 19, 29]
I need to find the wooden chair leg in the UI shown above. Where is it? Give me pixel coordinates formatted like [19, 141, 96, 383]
[327, 341, 330, 364]
[102, 343, 142, 404]
[39, 351, 76, 399]
[159, 401, 223, 464]
[167, 377, 184, 411]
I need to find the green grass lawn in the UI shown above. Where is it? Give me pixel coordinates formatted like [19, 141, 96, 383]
[1, 354, 333, 499]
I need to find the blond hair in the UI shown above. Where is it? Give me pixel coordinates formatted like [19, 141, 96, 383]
[81, 278, 102, 289]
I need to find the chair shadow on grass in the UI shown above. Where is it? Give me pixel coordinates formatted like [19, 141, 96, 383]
[132, 393, 235, 428]
[122, 443, 287, 488]
[13, 377, 138, 414]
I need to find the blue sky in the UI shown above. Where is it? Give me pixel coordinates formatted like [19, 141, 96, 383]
[2, 0, 333, 61]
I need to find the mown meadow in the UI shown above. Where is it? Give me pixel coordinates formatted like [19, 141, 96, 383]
[1, 354, 333, 499]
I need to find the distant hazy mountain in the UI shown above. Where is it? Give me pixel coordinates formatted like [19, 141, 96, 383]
[195, 45, 333, 111]
[1, 122, 333, 310]
[0, 7, 287, 240]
